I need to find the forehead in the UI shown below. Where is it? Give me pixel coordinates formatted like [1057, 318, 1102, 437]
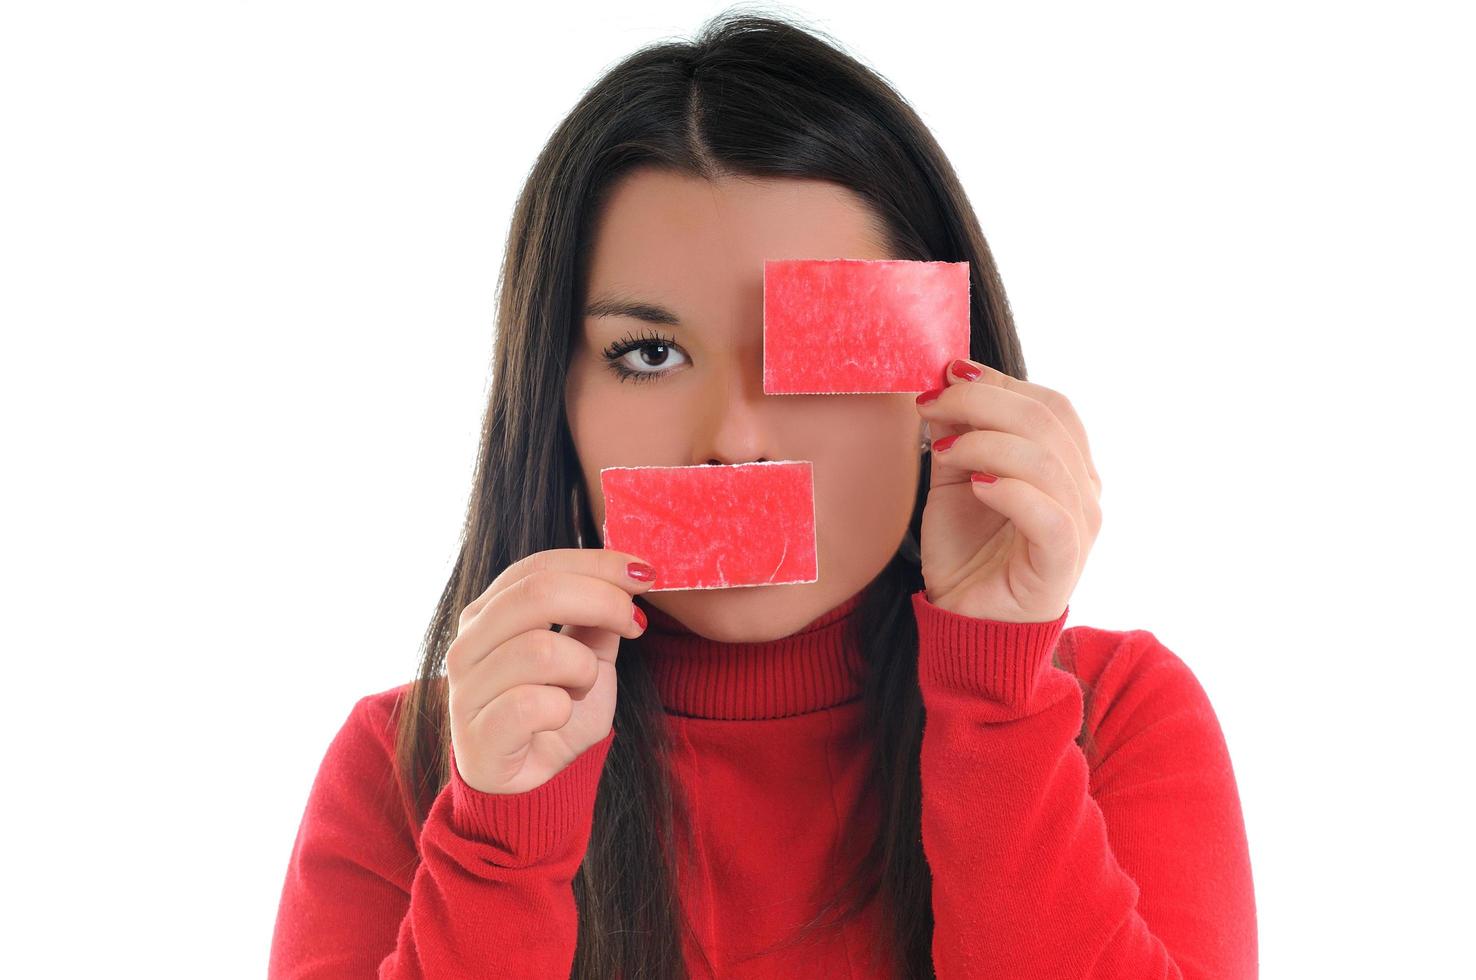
[583, 168, 893, 309]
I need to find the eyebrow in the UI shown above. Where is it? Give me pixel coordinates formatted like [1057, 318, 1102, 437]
[582, 295, 682, 326]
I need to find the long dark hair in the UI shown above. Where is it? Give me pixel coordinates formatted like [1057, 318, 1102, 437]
[392, 10, 1096, 978]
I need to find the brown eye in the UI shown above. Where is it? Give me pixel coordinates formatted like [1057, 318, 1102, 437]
[634, 342, 674, 367]
[600, 331, 689, 383]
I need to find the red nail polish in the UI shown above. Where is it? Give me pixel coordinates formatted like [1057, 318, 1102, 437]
[931, 434, 959, 453]
[627, 561, 656, 582]
[916, 387, 943, 405]
[971, 472, 998, 484]
[633, 605, 647, 630]
[951, 360, 982, 381]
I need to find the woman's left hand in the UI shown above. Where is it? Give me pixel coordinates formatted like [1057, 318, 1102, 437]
[914, 358, 1103, 624]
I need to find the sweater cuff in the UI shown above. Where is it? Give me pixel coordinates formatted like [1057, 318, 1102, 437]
[911, 589, 1069, 707]
[446, 727, 616, 867]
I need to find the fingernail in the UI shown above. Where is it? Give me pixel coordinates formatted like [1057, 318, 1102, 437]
[916, 387, 943, 405]
[932, 434, 959, 453]
[633, 605, 647, 630]
[950, 359, 982, 381]
[971, 472, 998, 484]
[627, 561, 657, 582]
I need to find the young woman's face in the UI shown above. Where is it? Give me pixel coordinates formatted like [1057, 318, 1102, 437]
[565, 166, 924, 642]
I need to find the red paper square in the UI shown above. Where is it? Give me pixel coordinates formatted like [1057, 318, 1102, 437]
[763, 258, 971, 394]
[599, 461, 818, 591]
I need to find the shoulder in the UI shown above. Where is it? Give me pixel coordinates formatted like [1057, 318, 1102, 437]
[313, 680, 422, 818]
[1056, 624, 1231, 773]
[1054, 627, 1256, 972]
[345, 679, 419, 747]
[289, 680, 426, 895]
[1058, 623, 1209, 708]
[301, 684, 428, 844]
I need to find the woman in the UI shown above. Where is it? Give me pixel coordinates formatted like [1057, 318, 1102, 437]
[269, 12, 1256, 979]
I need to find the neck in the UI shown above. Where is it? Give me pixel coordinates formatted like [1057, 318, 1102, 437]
[631, 588, 869, 720]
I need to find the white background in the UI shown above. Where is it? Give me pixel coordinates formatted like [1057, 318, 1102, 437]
[3, 1, 1471, 976]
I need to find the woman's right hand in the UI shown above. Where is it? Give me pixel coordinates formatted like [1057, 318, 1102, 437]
[447, 548, 658, 795]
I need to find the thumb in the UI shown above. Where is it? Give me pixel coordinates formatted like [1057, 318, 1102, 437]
[558, 621, 624, 666]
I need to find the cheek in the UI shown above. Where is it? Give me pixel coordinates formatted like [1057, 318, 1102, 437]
[567, 361, 629, 456]
[812, 408, 922, 549]
[566, 369, 679, 524]
[569, 386, 676, 465]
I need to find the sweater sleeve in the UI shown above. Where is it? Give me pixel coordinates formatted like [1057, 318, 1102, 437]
[910, 589, 1257, 980]
[268, 688, 615, 978]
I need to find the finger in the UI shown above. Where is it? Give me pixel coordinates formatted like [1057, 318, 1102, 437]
[449, 568, 645, 678]
[454, 628, 601, 728]
[471, 683, 577, 760]
[460, 547, 658, 629]
[967, 474, 1081, 586]
[943, 359, 1101, 490]
[930, 428, 1086, 531]
[919, 366, 1095, 516]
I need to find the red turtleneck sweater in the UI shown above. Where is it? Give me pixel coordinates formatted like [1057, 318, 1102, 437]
[269, 588, 1257, 978]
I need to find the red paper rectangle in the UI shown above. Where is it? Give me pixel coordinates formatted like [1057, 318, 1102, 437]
[599, 461, 818, 591]
[763, 258, 971, 394]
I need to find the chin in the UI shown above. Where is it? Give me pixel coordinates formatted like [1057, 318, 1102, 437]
[651, 582, 820, 641]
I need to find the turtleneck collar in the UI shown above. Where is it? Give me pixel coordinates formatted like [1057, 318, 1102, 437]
[631, 588, 869, 721]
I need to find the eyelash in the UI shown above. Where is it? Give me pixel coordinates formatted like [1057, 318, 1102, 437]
[600, 329, 687, 384]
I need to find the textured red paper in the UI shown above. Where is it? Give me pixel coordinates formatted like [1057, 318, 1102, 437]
[599, 461, 818, 591]
[763, 258, 971, 394]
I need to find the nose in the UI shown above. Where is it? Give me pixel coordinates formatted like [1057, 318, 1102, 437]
[693, 338, 778, 466]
